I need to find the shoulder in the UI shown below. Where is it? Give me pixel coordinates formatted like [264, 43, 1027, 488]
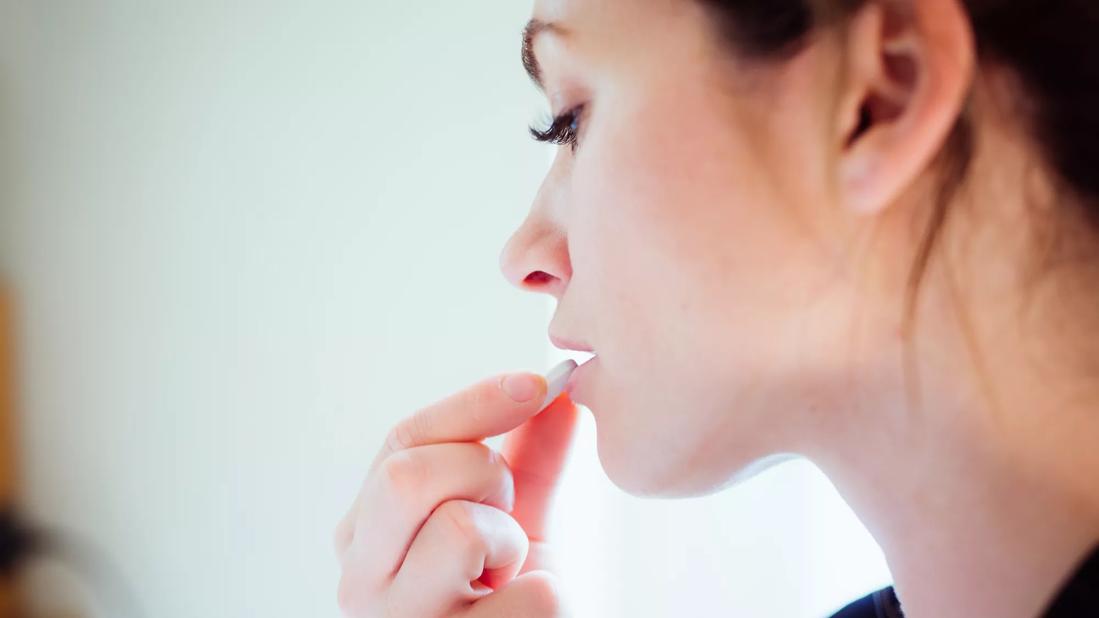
[828, 586, 904, 618]
[828, 542, 1099, 618]
[1041, 541, 1099, 616]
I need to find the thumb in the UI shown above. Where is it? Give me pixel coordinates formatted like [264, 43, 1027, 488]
[499, 392, 580, 543]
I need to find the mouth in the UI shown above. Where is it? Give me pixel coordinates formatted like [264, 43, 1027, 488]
[564, 353, 598, 396]
[547, 330, 597, 398]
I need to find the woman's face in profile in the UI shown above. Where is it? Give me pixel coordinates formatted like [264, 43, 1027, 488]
[501, 0, 886, 497]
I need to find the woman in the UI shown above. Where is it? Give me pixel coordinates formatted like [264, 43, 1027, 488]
[334, 1, 1099, 616]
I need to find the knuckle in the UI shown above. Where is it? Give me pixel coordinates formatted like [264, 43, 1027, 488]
[386, 417, 418, 453]
[487, 449, 516, 511]
[379, 450, 425, 497]
[477, 442, 509, 477]
[436, 500, 489, 556]
[481, 443, 502, 468]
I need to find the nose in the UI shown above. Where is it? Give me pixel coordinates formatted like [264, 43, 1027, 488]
[498, 213, 571, 300]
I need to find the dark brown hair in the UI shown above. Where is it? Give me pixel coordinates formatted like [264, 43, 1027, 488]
[699, 0, 1099, 406]
[700, 1, 1099, 200]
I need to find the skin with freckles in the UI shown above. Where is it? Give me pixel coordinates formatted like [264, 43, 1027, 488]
[495, 0, 1099, 617]
[505, 0, 864, 498]
[335, 1, 1099, 616]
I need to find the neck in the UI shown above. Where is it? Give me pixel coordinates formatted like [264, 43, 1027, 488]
[808, 234, 1099, 617]
[792, 75, 1099, 615]
[817, 398, 1099, 617]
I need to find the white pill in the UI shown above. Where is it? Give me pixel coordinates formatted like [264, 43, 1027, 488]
[539, 359, 579, 412]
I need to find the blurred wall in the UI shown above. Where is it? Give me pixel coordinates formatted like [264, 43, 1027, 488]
[0, 2, 890, 617]
[0, 1, 549, 615]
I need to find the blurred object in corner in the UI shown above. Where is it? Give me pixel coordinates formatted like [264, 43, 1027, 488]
[0, 284, 24, 617]
[0, 284, 142, 618]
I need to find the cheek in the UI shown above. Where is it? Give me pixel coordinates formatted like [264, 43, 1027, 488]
[572, 95, 816, 373]
[562, 87, 844, 493]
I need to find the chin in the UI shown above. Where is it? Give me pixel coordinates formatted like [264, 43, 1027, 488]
[578, 358, 805, 498]
[587, 396, 802, 498]
[595, 446, 683, 498]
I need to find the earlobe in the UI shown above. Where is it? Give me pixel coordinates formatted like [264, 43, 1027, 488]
[836, 0, 976, 216]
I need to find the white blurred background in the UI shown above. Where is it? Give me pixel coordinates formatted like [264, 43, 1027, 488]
[0, 1, 890, 616]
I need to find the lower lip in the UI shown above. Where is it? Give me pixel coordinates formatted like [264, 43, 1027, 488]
[565, 355, 598, 401]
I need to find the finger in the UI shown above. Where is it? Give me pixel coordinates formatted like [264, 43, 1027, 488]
[346, 442, 514, 579]
[368, 372, 549, 474]
[461, 570, 572, 618]
[500, 392, 580, 544]
[388, 500, 529, 617]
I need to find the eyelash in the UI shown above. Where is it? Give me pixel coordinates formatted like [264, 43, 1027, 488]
[528, 105, 585, 152]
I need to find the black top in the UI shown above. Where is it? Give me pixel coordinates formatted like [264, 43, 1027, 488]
[828, 543, 1099, 618]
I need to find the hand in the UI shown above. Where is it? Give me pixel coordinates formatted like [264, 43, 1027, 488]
[333, 371, 581, 617]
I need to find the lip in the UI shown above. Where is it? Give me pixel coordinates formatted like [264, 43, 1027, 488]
[549, 333, 595, 353]
[564, 354, 598, 398]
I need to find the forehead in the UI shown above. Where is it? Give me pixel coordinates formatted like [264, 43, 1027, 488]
[530, 0, 692, 35]
[528, 0, 721, 79]
[530, 0, 594, 21]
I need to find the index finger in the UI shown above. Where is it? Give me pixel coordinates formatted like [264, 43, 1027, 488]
[369, 371, 548, 474]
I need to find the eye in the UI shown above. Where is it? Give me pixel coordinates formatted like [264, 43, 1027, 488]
[528, 104, 585, 153]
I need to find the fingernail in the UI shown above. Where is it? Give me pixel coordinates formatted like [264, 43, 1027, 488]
[500, 373, 542, 403]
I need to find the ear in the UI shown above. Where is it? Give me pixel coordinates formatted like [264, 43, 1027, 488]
[836, 0, 976, 215]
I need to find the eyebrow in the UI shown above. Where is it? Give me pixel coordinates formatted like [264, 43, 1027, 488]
[521, 18, 567, 91]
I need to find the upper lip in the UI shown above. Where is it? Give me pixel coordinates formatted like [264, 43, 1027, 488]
[549, 333, 595, 353]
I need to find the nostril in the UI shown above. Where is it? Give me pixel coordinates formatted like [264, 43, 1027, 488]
[524, 271, 554, 286]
